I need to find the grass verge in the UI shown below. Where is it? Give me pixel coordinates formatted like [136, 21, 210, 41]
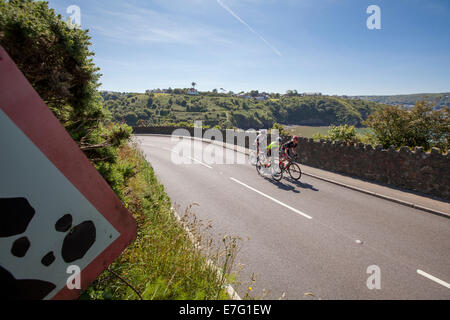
[83, 142, 240, 300]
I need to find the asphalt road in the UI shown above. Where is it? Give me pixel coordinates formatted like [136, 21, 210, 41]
[134, 135, 450, 300]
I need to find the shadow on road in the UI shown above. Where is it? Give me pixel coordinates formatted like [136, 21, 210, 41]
[284, 177, 319, 192]
[263, 177, 300, 193]
[259, 175, 319, 193]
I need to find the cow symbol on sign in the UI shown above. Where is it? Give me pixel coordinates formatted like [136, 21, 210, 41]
[0, 197, 96, 300]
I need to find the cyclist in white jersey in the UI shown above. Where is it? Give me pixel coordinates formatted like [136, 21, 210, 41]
[254, 130, 267, 157]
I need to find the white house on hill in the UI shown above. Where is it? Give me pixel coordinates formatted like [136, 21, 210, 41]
[187, 88, 199, 95]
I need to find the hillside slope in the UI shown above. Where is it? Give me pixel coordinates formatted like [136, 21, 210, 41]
[102, 92, 383, 129]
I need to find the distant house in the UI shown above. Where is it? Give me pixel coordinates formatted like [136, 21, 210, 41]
[187, 88, 199, 95]
[237, 93, 251, 99]
[256, 94, 268, 101]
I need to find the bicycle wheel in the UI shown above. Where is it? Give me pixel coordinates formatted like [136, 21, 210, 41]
[271, 164, 283, 181]
[258, 153, 267, 164]
[288, 163, 302, 181]
[256, 159, 264, 175]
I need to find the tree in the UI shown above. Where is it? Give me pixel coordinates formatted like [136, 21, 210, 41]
[327, 125, 357, 143]
[146, 96, 154, 108]
[250, 90, 259, 97]
[271, 123, 288, 137]
[191, 82, 196, 89]
[364, 101, 449, 151]
[0, 0, 132, 194]
[285, 90, 298, 97]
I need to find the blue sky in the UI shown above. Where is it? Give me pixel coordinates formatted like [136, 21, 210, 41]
[48, 0, 450, 95]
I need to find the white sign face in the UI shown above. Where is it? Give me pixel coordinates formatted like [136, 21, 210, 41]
[0, 110, 120, 300]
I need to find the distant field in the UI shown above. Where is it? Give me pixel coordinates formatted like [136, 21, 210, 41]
[286, 126, 329, 138]
[286, 125, 370, 138]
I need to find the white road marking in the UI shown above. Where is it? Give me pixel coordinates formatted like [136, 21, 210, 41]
[230, 177, 313, 220]
[186, 155, 213, 169]
[417, 270, 450, 289]
[162, 147, 213, 169]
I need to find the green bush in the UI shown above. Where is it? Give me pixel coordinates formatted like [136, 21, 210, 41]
[0, 0, 131, 185]
[327, 125, 357, 143]
[312, 125, 358, 143]
[271, 123, 288, 137]
[364, 101, 449, 152]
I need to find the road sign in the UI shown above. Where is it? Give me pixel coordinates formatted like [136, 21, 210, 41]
[0, 46, 137, 300]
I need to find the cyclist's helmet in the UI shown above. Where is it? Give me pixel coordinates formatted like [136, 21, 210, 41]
[293, 135, 300, 141]
[277, 137, 282, 143]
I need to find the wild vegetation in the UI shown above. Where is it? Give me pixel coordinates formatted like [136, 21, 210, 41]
[287, 125, 369, 140]
[305, 101, 449, 153]
[84, 144, 240, 300]
[0, 0, 240, 300]
[102, 91, 383, 129]
[311, 125, 365, 144]
[0, 0, 131, 195]
[364, 101, 449, 152]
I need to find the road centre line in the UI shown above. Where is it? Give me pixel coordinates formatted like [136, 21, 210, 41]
[162, 147, 213, 169]
[417, 270, 450, 289]
[186, 155, 213, 169]
[229, 177, 313, 220]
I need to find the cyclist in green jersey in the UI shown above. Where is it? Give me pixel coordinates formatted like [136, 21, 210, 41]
[260, 137, 283, 167]
[266, 137, 282, 157]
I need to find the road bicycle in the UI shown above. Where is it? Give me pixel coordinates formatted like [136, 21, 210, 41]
[279, 155, 302, 181]
[249, 142, 267, 166]
[256, 152, 302, 182]
[256, 153, 283, 181]
[255, 153, 283, 181]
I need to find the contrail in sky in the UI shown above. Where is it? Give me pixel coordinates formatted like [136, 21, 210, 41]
[216, 0, 282, 57]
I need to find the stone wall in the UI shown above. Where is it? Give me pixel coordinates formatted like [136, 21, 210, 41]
[133, 127, 449, 200]
[295, 138, 449, 200]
